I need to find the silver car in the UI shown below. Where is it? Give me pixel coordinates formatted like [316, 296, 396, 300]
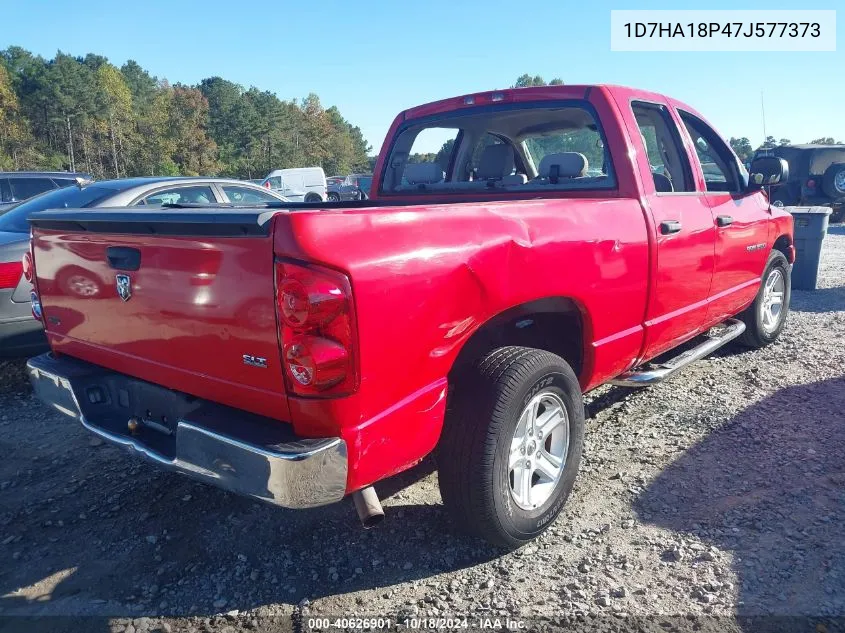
[0, 177, 288, 356]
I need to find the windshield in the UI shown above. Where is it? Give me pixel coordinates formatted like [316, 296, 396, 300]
[0, 185, 115, 233]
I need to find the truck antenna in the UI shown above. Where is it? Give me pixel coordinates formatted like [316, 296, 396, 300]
[761, 91, 767, 144]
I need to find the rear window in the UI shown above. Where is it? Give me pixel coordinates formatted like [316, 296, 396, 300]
[0, 185, 115, 233]
[380, 101, 615, 194]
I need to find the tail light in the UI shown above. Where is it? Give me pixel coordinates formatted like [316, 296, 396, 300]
[276, 260, 358, 397]
[22, 252, 34, 283]
[22, 251, 43, 321]
[806, 179, 817, 189]
[0, 262, 23, 290]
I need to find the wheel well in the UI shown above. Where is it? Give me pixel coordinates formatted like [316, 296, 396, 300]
[448, 298, 585, 383]
[773, 234, 794, 263]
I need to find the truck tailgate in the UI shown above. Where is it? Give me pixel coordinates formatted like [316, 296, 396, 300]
[29, 209, 290, 420]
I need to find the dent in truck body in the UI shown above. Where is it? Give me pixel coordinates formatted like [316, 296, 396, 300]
[273, 195, 651, 491]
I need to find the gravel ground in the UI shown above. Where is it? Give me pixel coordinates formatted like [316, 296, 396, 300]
[1, 226, 844, 633]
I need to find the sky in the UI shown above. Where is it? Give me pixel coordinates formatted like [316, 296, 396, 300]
[4, 0, 842, 154]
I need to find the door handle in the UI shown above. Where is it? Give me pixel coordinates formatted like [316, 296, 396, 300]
[716, 215, 734, 227]
[106, 246, 141, 271]
[660, 220, 682, 235]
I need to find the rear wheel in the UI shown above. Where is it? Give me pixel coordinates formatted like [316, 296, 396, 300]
[304, 193, 322, 203]
[738, 250, 791, 348]
[327, 192, 340, 202]
[438, 346, 584, 548]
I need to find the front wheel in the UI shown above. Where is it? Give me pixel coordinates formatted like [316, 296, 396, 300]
[438, 346, 584, 548]
[327, 192, 340, 202]
[738, 250, 791, 348]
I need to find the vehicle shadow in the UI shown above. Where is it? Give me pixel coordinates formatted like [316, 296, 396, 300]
[790, 285, 845, 313]
[634, 377, 845, 624]
[0, 411, 501, 624]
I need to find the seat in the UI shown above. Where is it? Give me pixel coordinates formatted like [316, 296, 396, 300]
[534, 152, 589, 183]
[476, 144, 515, 181]
[400, 162, 444, 189]
[653, 172, 674, 193]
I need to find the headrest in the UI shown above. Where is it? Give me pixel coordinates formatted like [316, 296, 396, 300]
[403, 162, 444, 185]
[653, 172, 674, 193]
[537, 152, 588, 179]
[477, 144, 515, 180]
[501, 173, 528, 186]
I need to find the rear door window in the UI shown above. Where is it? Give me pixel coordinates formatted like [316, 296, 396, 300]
[138, 186, 218, 206]
[51, 177, 78, 188]
[221, 185, 282, 204]
[9, 177, 56, 201]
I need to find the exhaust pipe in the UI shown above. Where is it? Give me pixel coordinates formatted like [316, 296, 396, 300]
[352, 486, 384, 528]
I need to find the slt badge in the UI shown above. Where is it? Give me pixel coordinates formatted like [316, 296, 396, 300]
[116, 274, 132, 302]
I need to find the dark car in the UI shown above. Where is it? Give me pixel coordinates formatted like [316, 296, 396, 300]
[754, 145, 845, 221]
[0, 176, 287, 356]
[326, 174, 373, 202]
[0, 171, 94, 212]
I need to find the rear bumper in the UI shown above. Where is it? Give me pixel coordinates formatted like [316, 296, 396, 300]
[27, 353, 347, 508]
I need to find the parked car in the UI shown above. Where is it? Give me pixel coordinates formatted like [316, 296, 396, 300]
[0, 177, 287, 356]
[261, 167, 326, 202]
[327, 174, 373, 202]
[27, 85, 793, 549]
[0, 171, 94, 212]
[752, 144, 845, 221]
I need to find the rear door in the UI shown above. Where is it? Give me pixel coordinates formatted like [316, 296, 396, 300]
[677, 110, 770, 323]
[629, 101, 716, 360]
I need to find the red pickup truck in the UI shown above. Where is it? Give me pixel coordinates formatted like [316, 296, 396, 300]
[26, 85, 793, 548]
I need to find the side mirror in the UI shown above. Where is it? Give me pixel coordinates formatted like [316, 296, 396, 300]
[748, 156, 789, 190]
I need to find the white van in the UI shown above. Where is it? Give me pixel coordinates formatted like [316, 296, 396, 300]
[261, 167, 326, 202]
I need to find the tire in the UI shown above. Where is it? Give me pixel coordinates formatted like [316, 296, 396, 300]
[438, 346, 584, 548]
[304, 193, 322, 203]
[738, 250, 791, 348]
[821, 162, 845, 200]
[327, 192, 340, 202]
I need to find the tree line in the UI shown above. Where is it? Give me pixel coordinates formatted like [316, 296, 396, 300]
[0, 47, 371, 179]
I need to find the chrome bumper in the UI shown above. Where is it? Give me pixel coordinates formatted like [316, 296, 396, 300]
[27, 353, 347, 509]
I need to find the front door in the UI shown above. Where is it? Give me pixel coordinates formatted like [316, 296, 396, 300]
[678, 110, 771, 323]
